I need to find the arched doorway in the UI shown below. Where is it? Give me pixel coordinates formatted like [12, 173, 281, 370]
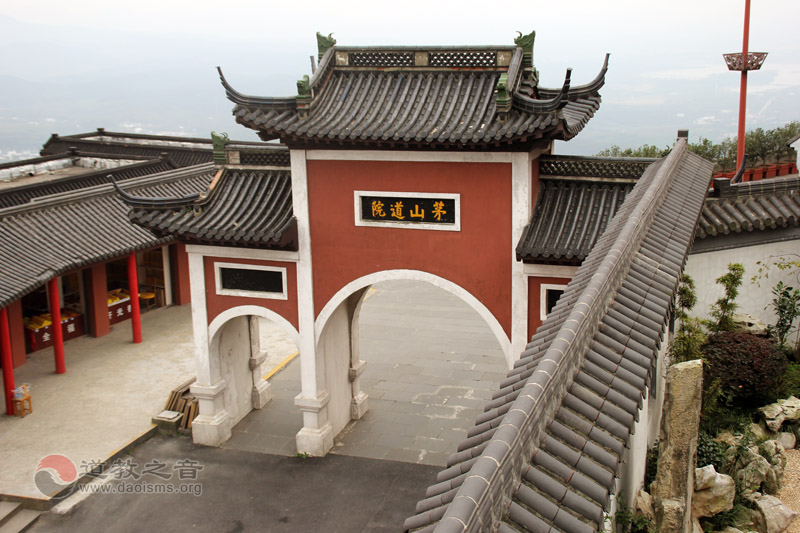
[198, 306, 300, 447]
[314, 273, 510, 464]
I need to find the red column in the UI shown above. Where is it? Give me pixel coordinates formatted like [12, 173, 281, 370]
[736, 0, 751, 169]
[88, 263, 110, 338]
[1, 307, 16, 415]
[48, 278, 66, 374]
[128, 252, 142, 344]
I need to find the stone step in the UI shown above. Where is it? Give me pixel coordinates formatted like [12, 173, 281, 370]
[0, 503, 21, 528]
[0, 509, 41, 533]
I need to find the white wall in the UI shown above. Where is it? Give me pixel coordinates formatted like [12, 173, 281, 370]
[621, 327, 669, 507]
[685, 240, 800, 328]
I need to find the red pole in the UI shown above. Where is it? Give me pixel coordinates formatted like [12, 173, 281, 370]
[128, 252, 142, 344]
[1, 307, 16, 415]
[736, 0, 751, 169]
[48, 278, 66, 374]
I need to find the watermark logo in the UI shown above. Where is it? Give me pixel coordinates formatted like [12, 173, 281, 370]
[34, 454, 78, 499]
[34, 455, 204, 500]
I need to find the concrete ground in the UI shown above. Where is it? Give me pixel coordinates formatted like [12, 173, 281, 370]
[224, 280, 509, 466]
[29, 434, 440, 533]
[0, 305, 196, 499]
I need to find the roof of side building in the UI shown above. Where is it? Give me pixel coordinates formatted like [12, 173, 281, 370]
[516, 155, 656, 264]
[697, 174, 800, 239]
[0, 164, 214, 309]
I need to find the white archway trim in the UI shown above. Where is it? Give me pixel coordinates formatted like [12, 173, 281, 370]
[314, 269, 513, 368]
[208, 305, 301, 348]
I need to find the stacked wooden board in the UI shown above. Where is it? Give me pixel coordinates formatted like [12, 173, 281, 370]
[164, 378, 198, 430]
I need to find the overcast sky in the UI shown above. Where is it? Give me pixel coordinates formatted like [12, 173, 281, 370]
[1, 0, 798, 159]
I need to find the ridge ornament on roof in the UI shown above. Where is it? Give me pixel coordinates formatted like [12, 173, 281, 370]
[217, 32, 609, 150]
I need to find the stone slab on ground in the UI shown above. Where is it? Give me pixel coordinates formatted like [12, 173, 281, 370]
[28, 435, 439, 533]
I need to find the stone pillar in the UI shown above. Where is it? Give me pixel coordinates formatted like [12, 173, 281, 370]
[652, 359, 704, 533]
[187, 251, 231, 446]
[249, 316, 272, 409]
[348, 290, 369, 420]
[291, 147, 333, 457]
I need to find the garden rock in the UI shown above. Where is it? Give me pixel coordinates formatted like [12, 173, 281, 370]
[692, 467, 735, 517]
[733, 313, 769, 335]
[751, 422, 775, 440]
[731, 450, 772, 496]
[720, 529, 744, 533]
[749, 493, 797, 533]
[695, 465, 718, 490]
[761, 403, 787, 432]
[776, 432, 796, 450]
[762, 397, 800, 432]
[634, 489, 654, 522]
[759, 440, 787, 494]
[781, 397, 800, 421]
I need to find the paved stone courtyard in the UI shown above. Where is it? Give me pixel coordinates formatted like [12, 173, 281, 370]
[0, 305, 196, 499]
[224, 280, 509, 465]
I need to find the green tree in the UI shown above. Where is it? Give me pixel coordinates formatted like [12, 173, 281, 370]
[710, 263, 745, 332]
[669, 274, 707, 363]
[595, 144, 670, 158]
[597, 121, 800, 171]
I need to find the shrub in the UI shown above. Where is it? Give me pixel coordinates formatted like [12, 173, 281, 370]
[644, 443, 658, 490]
[696, 431, 726, 471]
[778, 363, 800, 399]
[703, 331, 788, 407]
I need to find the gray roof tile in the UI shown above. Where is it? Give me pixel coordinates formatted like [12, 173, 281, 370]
[124, 167, 296, 250]
[0, 165, 214, 309]
[220, 46, 608, 150]
[697, 175, 800, 239]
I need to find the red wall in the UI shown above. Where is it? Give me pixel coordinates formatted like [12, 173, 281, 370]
[307, 159, 513, 337]
[204, 256, 299, 330]
[527, 276, 570, 339]
[86, 263, 111, 338]
[171, 243, 191, 306]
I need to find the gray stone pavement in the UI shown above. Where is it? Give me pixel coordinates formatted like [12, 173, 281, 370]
[224, 280, 509, 466]
[29, 434, 440, 533]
